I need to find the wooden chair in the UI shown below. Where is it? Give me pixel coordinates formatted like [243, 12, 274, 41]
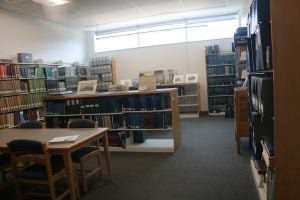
[19, 121, 44, 129]
[68, 119, 102, 193]
[0, 153, 11, 190]
[7, 139, 70, 200]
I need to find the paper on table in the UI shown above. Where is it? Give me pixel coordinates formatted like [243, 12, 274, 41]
[49, 135, 80, 144]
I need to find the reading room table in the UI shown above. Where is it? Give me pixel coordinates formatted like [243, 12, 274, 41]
[0, 127, 111, 200]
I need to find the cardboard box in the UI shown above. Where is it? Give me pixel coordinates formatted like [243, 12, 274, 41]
[17, 53, 33, 63]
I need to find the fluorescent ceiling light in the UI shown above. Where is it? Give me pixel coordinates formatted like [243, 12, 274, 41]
[32, 0, 70, 7]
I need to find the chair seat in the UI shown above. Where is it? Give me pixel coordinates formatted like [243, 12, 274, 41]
[16, 156, 65, 180]
[0, 153, 10, 165]
[71, 146, 97, 163]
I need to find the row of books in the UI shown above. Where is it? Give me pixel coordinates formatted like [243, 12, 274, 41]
[0, 107, 43, 129]
[207, 77, 236, 86]
[76, 66, 88, 77]
[65, 77, 80, 89]
[97, 81, 113, 91]
[250, 76, 273, 117]
[58, 66, 77, 77]
[65, 97, 122, 115]
[46, 94, 171, 115]
[123, 94, 170, 111]
[97, 73, 113, 82]
[0, 112, 20, 129]
[90, 56, 112, 66]
[20, 67, 40, 78]
[45, 80, 58, 92]
[0, 93, 44, 113]
[93, 115, 123, 129]
[91, 65, 112, 74]
[206, 65, 235, 76]
[206, 54, 235, 65]
[205, 45, 219, 55]
[0, 79, 21, 95]
[20, 108, 44, 122]
[0, 64, 20, 79]
[44, 67, 57, 79]
[124, 113, 169, 129]
[20, 79, 46, 93]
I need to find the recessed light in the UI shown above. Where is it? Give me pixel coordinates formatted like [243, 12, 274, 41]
[32, 0, 70, 7]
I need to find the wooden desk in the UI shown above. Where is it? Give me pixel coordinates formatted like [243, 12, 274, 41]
[0, 128, 111, 200]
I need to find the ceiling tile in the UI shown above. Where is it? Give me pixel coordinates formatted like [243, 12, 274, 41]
[127, 0, 172, 7]
[15, 0, 42, 12]
[1, 0, 28, 4]
[68, 0, 133, 15]
[180, 0, 227, 9]
[139, 0, 182, 15]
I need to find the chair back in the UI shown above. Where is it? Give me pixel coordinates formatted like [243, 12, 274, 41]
[20, 121, 43, 129]
[7, 139, 52, 174]
[68, 119, 98, 128]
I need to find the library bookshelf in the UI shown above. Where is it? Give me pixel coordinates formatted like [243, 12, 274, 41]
[90, 57, 117, 92]
[43, 88, 181, 153]
[0, 62, 61, 128]
[205, 49, 236, 114]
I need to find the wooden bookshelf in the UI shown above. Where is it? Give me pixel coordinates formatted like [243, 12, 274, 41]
[234, 88, 249, 154]
[43, 88, 181, 153]
[271, 1, 300, 199]
[0, 62, 47, 128]
[90, 57, 117, 92]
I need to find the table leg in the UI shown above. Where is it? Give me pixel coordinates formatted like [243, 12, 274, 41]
[63, 152, 76, 200]
[103, 131, 112, 180]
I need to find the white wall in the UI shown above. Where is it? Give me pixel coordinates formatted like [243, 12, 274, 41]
[0, 10, 86, 63]
[86, 32, 233, 111]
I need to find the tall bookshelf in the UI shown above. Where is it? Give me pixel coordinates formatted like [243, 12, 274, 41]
[90, 57, 117, 92]
[246, 0, 300, 199]
[0, 62, 47, 128]
[246, 0, 275, 199]
[205, 45, 236, 113]
[43, 88, 181, 153]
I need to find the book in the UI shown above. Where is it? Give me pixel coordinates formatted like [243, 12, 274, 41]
[49, 135, 80, 144]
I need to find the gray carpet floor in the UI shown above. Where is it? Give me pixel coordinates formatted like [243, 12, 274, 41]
[82, 115, 258, 200]
[1, 115, 258, 200]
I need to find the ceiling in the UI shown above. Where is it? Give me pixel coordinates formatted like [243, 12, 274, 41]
[0, 0, 247, 31]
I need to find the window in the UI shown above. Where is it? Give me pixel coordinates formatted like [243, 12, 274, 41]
[139, 22, 186, 47]
[95, 29, 139, 52]
[187, 17, 239, 41]
[94, 14, 238, 52]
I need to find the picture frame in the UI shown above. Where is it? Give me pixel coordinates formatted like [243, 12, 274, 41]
[185, 74, 198, 83]
[77, 80, 97, 94]
[173, 75, 184, 84]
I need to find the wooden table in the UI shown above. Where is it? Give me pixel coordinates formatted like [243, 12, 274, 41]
[0, 128, 112, 200]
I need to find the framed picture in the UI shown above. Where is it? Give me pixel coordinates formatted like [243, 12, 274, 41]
[173, 75, 184, 84]
[165, 69, 177, 84]
[185, 74, 198, 83]
[77, 80, 97, 94]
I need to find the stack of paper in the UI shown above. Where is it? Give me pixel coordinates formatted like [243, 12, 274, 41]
[49, 135, 79, 144]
